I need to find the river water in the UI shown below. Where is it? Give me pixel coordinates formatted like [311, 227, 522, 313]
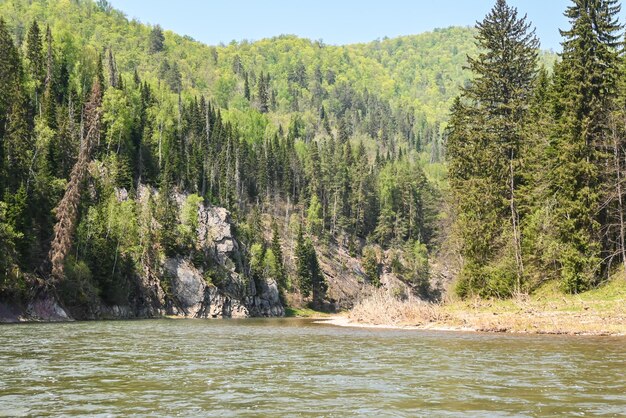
[0, 318, 624, 417]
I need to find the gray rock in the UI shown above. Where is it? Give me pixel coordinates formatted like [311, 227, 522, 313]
[164, 258, 206, 315]
[26, 293, 71, 322]
[162, 256, 283, 319]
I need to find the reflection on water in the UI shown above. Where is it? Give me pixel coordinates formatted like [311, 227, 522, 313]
[0, 318, 624, 416]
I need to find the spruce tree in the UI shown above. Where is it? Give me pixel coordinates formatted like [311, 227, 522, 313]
[243, 72, 250, 101]
[25, 20, 45, 94]
[0, 17, 22, 195]
[307, 239, 326, 309]
[4, 88, 32, 192]
[257, 72, 269, 113]
[148, 25, 165, 53]
[447, 0, 539, 297]
[546, 0, 622, 292]
[295, 225, 311, 296]
[270, 220, 287, 289]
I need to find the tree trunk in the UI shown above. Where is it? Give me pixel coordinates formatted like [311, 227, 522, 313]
[612, 123, 626, 280]
[47, 79, 102, 283]
[509, 154, 524, 292]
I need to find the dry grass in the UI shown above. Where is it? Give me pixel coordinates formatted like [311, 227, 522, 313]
[347, 279, 626, 336]
[348, 289, 446, 326]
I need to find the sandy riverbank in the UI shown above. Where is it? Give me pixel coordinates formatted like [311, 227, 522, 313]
[317, 312, 625, 336]
[316, 279, 626, 336]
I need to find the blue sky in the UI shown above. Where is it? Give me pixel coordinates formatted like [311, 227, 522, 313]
[108, 0, 578, 51]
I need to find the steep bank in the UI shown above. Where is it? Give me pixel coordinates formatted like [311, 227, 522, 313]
[0, 188, 284, 323]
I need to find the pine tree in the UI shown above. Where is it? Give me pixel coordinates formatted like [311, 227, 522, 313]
[107, 47, 118, 88]
[447, 0, 539, 297]
[307, 239, 326, 309]
[148, 25, 165, 53]
[270, 219, 287, 289]
[25, 20, 45, 95]
[42, 25, 56, 129]
[257, 72, 269, 113]
[48, 78, 103, 283]
[362, 246, 380, 287]
[4, 87, 32, 192]
[243, 72, 250, 101]
[295, 225, 311, 296]
[0, 17, 23, 196]
[546, 0, 622, 292]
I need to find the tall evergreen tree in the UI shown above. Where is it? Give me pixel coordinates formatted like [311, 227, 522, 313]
[243, 72, 250, 101]
[270, 220, 287, 289]
[546, 0, 622, 292]
[25, 20, 45, 95]
[148, 25, 165, 53]
[257, 72, 269, 113]
[447, 0, 539, 297]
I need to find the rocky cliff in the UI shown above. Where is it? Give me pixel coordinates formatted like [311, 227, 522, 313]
[0, 188, 284, 322]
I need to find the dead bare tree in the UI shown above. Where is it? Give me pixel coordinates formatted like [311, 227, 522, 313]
[47, 79, 102, 283]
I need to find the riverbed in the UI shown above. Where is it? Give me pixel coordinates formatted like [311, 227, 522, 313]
[1, 318, 624, 416]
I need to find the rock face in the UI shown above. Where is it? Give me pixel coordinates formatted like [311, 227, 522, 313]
[0, 189, 284, 323]
[159, 198, 284, 319]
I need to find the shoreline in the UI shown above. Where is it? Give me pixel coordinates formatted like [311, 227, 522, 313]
[315, 315, 476, 333]
[326, 279, 626, 337]
[2, 312, 624, 336]
[316, 314, 626, 337]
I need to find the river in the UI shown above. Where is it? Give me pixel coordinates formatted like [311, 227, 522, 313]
[0, 318, 624, 416]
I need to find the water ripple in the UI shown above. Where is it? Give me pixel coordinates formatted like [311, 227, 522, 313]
[0, 319, 624, 416]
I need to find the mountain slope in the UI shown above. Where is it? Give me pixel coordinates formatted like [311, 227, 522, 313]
[0, 0, 554, 319]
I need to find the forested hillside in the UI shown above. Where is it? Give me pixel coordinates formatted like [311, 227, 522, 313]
[3, 0, 617, 322]
[0, 0, 487, 315]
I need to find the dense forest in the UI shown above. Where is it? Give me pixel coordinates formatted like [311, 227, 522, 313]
[448, 0, 626, 297]
[0, 0, 622, 318]
[0, 0, 461, 312]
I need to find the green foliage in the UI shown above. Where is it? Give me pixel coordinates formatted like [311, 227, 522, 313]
[177, 193, 202, 250]
[148, 25, 165, 54]
[295, 226, 326, 306]
[407, 240, 430, 294]
[306, 194, 323, 236]
[6, 0, 612, 312]
[250, 242, 267, 280]
[60, 258, 99, 308]
[270, 220, 288, 289]
[542, 0, 622, 293]
[25, 20, 45, 91]
[447, 0, 539, 298]
[361, 246, 380, 287]
[0, 202, 23, 294]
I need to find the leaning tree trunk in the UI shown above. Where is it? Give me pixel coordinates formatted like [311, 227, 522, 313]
[47, 79, 102, 284]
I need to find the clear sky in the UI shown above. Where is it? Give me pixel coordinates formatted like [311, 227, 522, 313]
[107, 0, 580, 51]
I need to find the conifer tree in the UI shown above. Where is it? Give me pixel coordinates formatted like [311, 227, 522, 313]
[307, 239, 326, 308]
[546, 0, 622, 292]
[270, 220, 287, 289]
[0, 17, 22, 195]
[243, 72, 250, 101]
[48, 78, 102, 283]
[447, 0, 539, 297]
[148, 25, 165, 53]
[25, 20, 45, 95]
[257, 72, 269, 113]
[42, 25, 56, 129]
[4, 87, 32, 192]
[295, 225, 311, 295]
